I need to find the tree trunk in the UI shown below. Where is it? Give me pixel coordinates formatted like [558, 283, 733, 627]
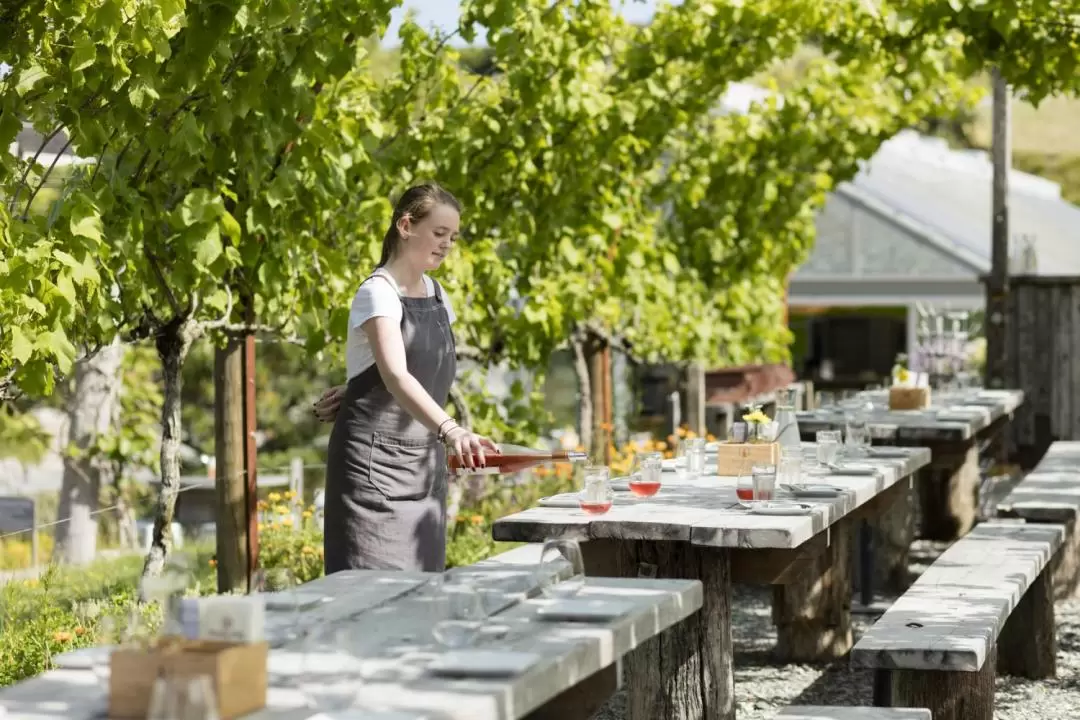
[54, 337, 126, 565]
[570, 332, 593, 456]
[141, 317, 199, 583]
[584, 333, 610, 462]
[215, 337, 247, 594]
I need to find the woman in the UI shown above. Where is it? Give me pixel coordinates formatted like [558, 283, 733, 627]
[313, 183, 499, 574]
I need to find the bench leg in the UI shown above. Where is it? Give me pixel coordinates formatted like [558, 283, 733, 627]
[877, 650, 996, 720]
[582, 539, 735, 720]
[917, 443, 979, 541]
[772, 517, 853, 662]
[999, 568, 1057, 678]
[1050, 516, 1080, 600]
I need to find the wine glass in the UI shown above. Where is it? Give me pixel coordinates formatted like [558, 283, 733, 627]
[536, 539, 586, 600]
[432, 581, 487, 649]
[252, 567, 297, 593]
[146, 673, 220, 720]
[579, 470, 614, 515]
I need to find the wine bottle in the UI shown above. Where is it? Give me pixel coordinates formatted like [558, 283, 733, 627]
[447, 443, 587, 475]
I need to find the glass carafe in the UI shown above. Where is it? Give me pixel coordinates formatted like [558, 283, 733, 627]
[774, 387, 802, 454]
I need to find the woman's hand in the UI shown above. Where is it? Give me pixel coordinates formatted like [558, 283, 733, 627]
[313, 385, 346, 423]
[444, 426, 500, 469]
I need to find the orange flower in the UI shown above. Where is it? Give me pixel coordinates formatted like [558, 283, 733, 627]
[656, 441, 667, 451]
[74, 626, 86, 636]
[470, 515, 484, 526]
[208, 558, 217, 568]
[53, 631, 73, 643]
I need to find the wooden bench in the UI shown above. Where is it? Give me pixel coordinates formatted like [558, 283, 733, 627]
[850, 521, 1063, 720]
[777, 708, 931, 719]
[997, 440, 1080, 598]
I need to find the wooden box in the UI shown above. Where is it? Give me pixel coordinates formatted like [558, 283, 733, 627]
[109, 638, 268, 719]
[889, 386, 931, 410]
[715, 441, 779, 476]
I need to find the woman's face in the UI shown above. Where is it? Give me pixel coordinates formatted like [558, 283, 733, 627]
[399, 203, 460, 271]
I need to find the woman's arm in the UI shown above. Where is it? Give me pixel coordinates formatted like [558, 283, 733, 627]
[364, 316, 497, 467]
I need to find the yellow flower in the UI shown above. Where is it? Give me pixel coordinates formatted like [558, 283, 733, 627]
[656, 441, 667, 451]
[470, 515, 484, 526]
[268, 492, 282, 502]
[53, 631, 73, 643]
[273, 504, 290, 516]
[742, 410, 770, 425]
[302, 510, 313, 519]
[283, 490, 295, 499]
[898, 368, 911, 382]
[301, 546, 315, 555]
[706, 433, 716, 442]
[281, 517, 294, 527]
[257, 523, 266, 532]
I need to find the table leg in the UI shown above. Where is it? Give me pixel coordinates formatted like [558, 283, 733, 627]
[772, 517, 854, 663]
[872, 476, 916, 595]
[917, 443, 979, 541]
[582, 540, 734, 720]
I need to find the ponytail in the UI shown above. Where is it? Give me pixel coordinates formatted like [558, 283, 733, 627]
[376, 183, 462, 267]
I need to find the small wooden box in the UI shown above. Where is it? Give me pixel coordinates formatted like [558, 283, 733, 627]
[889, 386, 931, 410]
[109, 638, 268, 719]
[715, 441, 779, 476]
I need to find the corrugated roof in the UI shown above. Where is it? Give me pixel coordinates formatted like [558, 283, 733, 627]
[846, 131, 1080, 276]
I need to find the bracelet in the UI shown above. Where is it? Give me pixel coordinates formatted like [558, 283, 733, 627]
[437, 419, 457, 442]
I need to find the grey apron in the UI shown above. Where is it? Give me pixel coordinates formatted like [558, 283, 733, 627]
[323, 274, 456, 574]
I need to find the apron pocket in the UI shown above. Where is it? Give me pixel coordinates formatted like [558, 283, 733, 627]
[367, 432, 438, 501]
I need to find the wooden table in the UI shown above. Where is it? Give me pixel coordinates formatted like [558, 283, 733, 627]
[796, 388, 1023, 596]
[493, 445, 930, 720]
[0, 567, 702, 720]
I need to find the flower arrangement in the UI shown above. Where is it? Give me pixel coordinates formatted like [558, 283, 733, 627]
[739, 404, 777, 443]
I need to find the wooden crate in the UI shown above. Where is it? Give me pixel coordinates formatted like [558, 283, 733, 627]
[109, 638, 267, 719]
[888, 386, 931, 410]
[715, 441, 779, 476]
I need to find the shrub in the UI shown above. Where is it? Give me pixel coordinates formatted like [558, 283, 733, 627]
[0, 534, 56, 570]
[256, 491, 324, 584]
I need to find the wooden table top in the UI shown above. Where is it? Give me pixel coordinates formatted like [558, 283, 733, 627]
[493, 444, 930, 550]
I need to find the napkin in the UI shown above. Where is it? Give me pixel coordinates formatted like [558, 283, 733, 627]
[427, 650, 542, 678]
[536, 597, 637, 622]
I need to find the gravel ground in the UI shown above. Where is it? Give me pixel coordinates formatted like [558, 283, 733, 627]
[591, 539, 1080, 719]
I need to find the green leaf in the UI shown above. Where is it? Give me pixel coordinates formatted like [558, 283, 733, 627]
[70, 211, 104, 242]
[195, 224, 223, 267]
[15, 62, 47, 95]
[9, 327, 33, 364]
[71, 36, 98, 72]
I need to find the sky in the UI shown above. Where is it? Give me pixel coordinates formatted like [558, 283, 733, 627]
[385, 0, 680, 44]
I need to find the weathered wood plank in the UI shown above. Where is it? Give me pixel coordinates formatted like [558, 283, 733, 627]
[1053, 284, 1072, 439]
[777, 707, 931, 720]
[851, 522, 1064, 673]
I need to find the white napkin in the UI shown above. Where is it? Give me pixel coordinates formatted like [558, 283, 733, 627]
[427, 650, 542, 678]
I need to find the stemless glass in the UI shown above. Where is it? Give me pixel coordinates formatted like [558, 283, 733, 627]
[778, 449, 801, 489]
[579, 467, 613, 515]
[297, 625, 363, 712]
[844, 410, 871, 457]
[675, 439, 693, 479]
[815, 430, 842, 467]
[736, 471, 755, 503]
[751, 464, 776, 502]
[688, 437, 706, 478]
[628, 454, 662, 498]
[536, 538, 586, 599]
[432, 582, 487, 649]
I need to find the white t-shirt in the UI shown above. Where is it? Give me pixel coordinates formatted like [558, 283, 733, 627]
[345, 268, 456, 380]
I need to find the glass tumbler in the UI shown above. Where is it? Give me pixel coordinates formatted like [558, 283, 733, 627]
[815, 430, 842, 467]
[751, 464, 776, 502]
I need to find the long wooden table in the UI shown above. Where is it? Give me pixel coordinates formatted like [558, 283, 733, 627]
[0, 566, 702, 720]
[493, 445, 930, 720]
[796, 388, 1023, 597]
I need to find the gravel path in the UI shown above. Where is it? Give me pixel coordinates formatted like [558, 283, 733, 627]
[591, 539, 1080, 719]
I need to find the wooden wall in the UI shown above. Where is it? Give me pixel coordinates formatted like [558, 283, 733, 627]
[1006, 277, 1080, 466]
